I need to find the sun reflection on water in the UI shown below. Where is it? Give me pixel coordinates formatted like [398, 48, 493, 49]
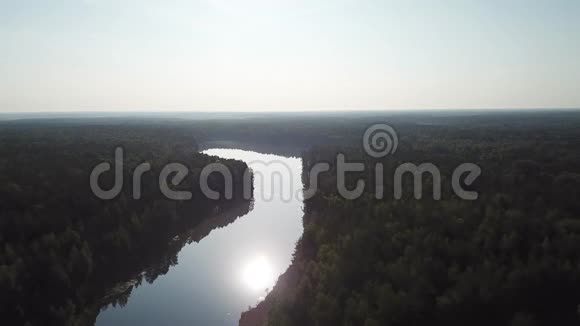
[242, 255, 275, 293]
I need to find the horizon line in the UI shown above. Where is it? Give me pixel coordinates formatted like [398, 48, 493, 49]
[1, 107, 580, 115]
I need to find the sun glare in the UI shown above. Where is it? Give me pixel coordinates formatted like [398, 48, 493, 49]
[242, 255, 275, 292]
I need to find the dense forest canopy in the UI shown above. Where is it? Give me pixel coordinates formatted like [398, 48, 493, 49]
[238, 110, 580, 326]
[1, 111, 580, 326]
[0, 123, 251, 325]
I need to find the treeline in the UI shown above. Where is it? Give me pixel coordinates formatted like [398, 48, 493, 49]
[242, 116, 580, 326]
[0, 124, 250, 326]
[195, 110, 580, 158]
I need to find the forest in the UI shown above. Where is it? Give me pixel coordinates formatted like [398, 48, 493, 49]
[0, 122, 251, 325]
[240, 111, 580, 326]
[2, 111, 580, 326]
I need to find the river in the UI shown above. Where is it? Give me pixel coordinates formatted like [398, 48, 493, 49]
[95, 148, 304, 326]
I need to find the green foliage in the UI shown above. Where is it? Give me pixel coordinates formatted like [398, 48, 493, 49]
[263, 116, 580, 326]
[0, 124, 249, 325]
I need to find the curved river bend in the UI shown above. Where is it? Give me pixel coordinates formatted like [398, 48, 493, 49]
[96, 149, 303, 326]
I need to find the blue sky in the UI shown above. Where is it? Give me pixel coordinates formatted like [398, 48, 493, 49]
[1, 0, 579, 111]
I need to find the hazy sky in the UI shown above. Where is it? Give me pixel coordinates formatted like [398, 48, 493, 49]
[1, 0, 579, 112]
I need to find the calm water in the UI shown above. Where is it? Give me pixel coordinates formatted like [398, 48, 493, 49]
[96, 149, 304, 326]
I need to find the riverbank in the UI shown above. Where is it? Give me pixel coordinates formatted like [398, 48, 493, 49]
[96, 149, 304, 326]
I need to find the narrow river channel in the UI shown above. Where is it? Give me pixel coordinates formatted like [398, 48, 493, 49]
[96, 149, 304, 326]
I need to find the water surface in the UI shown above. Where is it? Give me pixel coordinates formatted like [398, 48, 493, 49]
[96, 149, 303, 326]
